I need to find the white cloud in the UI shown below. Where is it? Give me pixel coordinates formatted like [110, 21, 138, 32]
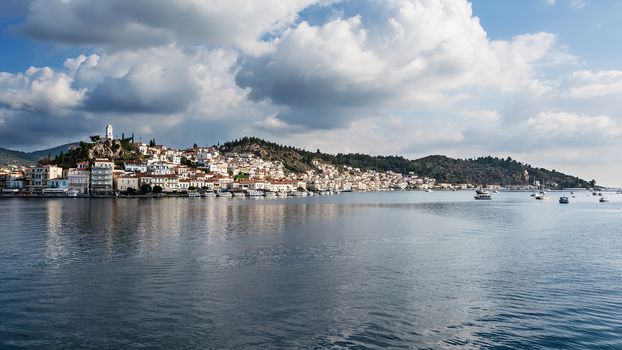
[525, 111, 622, 137]
[566, 70, 622, 98]
[0, 67, 85, 113]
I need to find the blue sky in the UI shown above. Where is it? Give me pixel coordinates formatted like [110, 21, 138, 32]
[0, 0, 621, 185]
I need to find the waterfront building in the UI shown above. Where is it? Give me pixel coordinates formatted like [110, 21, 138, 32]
[44, 178, 69, 195]
[67, 168, 90, 194]
[115, 174, 139, 193]
[27, 165, 63, 193]
[91, 159, 114, 195]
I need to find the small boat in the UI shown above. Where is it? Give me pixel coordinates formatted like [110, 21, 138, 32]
[202, 192, 216, 198]
[535, 191, 549, 200]
[559, 196, 569, 204]
[474, 189, 491, 200]
[247, 190, 264, 197]
[474, 193, 492, 200]
[599, 197, 609, 203]
[217, 191, 233, 198]
[598, 192, 603, 197]
[530, 192, 537, 197]
[188, 191, 201, 197]
[425, 189, 433, 192]
[233, 192, 245, 198]
[276, 192, 288, 197]
[264, 191, 277, 197]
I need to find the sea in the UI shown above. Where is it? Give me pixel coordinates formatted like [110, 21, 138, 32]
[1, 191, 621, 349]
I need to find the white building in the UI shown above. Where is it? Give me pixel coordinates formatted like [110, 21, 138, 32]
[91, 159, 114, 194]
[105, 124, 113, 140]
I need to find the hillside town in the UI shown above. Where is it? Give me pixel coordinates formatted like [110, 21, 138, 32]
[0, 124, 491, 198]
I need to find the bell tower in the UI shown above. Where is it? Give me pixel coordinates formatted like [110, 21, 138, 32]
[105, 124, 113, 140]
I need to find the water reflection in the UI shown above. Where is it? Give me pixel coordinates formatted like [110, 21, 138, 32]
[1, 194, 621, 349]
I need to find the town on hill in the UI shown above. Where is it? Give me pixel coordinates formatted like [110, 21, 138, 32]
[0, 124, 591, 197]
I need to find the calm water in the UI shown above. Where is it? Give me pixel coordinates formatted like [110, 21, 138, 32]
[1, 192, 621, 349]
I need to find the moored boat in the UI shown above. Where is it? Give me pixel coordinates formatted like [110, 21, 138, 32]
[599, 197, 609, 203]
[559, 196, 569, 204]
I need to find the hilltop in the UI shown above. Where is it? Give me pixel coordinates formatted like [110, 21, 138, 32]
[220, 137, 590, 188]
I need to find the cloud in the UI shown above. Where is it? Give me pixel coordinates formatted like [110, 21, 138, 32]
[0, 67, 85, 113]
[16, 0, 325, 54]
[565, 70, 622, 98]
[525, 111, 622, 137]
[237, 0, 577, 130]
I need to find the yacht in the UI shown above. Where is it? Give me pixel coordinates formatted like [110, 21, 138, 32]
[559, 196, 569, 204]
[474, 189, 491, 200]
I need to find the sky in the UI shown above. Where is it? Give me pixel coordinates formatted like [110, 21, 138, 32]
[0, 0, 621, 186]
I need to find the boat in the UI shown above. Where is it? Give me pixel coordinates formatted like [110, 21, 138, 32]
[202, 192, 216, 197]
[474, 192, 491, 200]
[535, 191, 549, 200]
[188, 191, 201, 197]
[425, 189, 433, 192]
[217, 191, 233, 198]
[233, 192, 245, 198]
[599, 197, 609, 203]
[276, 191, 288, 197]
[247, 190, 264, 197]
[264, 191, 277, 197]
[559, 196, 569, 204]
[474, 189, 491, 200]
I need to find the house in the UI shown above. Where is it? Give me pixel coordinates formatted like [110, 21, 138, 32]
[115, 174, 139, 193]
[27, 165, 63, 193]
[91, 159, 114, 194]
[67, 168, 90, 194]
[44, 178, 69, 195]
[124, 161, 147, 173]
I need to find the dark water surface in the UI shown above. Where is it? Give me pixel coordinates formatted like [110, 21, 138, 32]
[1, 192, 621, 349]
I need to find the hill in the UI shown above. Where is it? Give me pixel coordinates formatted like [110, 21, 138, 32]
[220, 137, 589, 188]
[0, 143, 78, 165]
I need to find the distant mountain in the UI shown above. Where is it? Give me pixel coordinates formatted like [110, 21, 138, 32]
[0, 143, 79, 166]
[220, 137, 590, 188]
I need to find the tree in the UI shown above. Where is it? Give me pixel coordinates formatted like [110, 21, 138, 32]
[140, 184, 152, 194]
[589, 179, 597, 189]
[153, 185, 163, 194]
[188, 186, 196, 191]
[90, 135, 101, 142]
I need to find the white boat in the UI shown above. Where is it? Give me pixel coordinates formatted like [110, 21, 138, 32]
[599, 197, 609, 203]
[264, 191, 277, 197]
[292, 191, 304, 197]
[474, 189, 491, 200]
[202, 192, 216, 197]
[188, 191, 201, 197]
[535, 191, 549, 200]
[233, 192, 245, 198]
[247, 190, 264, 197]
[425, 189, 433, 192]
[217, 191, 233, 198]
[276, 192, 288, 197]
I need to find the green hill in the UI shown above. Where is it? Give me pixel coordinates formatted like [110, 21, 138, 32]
[220, 137, 589, 188]
[0, 143, 78, 166]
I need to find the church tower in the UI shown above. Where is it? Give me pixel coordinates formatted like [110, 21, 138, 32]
[105, 124, 113, 140]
